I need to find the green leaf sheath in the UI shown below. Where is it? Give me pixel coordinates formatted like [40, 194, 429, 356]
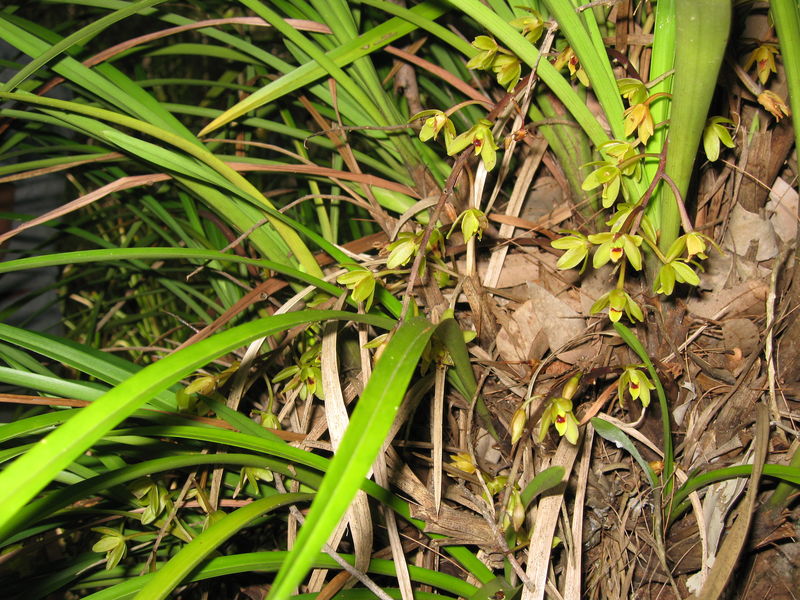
[658, 0, 731, 250]
[771, 0, 800, 161]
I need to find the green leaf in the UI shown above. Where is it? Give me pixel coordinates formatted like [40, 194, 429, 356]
[82, 551, 477, 600]
[591, 418, 657, 487]
[0, 0, 168, 94]
[134, 493, 312, 600]
[0, 325, 175, 410]
[659, 0, 731, 251]
[520, 466, 565, 508]
[0, 247, 342, 300]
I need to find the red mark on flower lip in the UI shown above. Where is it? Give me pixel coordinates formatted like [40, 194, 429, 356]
[556, 415, 566, 424]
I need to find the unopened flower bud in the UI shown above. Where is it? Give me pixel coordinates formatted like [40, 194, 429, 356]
[510, 406, 527, 444]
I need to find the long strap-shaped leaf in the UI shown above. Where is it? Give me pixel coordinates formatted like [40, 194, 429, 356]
[0, 11, 193, 137]
[198, 2, 447, 135]
[265, 316, 441, 599]
[0, 1, 164, 93]
[0, 310, 394, 537]
[0, 324, 176, 410]
[3, 453, 297, 545]
[134, 492, 313, 600]
[0, 91, 321, 276]
[644, 0, 675, 182]
[82, 551, 477, 600]
[0, 247, 340, 296]
[541, 0, 625, 140]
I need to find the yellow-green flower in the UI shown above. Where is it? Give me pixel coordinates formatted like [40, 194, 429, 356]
[703, 116, 736, 161]
[492, 53, 522, 91]
[743, 43, 779, 85]
[273, 344, 323, 401]
[411, 109, 456, 145]
[684, 231, 713, 259]
[130, 478, 170, 525]
[617, 77, 648, 105]
[590, 288, 644, 323]
[448, 119, 499, 171]
[449, 208, 488, 242]
[588, 232, 643, 270]
[449, 452, 477, 474]
[235, 466, 274, 498]
[91, 527, 128, 570]
[384, 229, 443, 275]
[623, 102, 655, 145]
[600, 139, 642, 178]
[385, 231, 418, 269]
[617, 366, 655, 407]
[653, 259, 699, 295]
[538, 396, 579, 444]
[485, 474, 508, 496]
[337, 267, 377, 310]
[581, 161, 621, 207]
[554, 46, 589, 86]
[510, 11, 545, 44]
[466, 35, 500, 70]
[552, 230, 591, 272]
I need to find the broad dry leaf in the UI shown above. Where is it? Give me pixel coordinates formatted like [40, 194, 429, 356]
[522, 435, 581, 600]
[525, 282, 586, 359]
[723, 203, 779, 261]
[721, 318, 760, 357]
[688, 255, 768, 320]
[495, 299, 548, 365]
[766, 177, 798, 243]
[320, 320, 373, 579]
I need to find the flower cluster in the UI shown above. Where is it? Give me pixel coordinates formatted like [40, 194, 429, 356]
[538, 374, 582, 444]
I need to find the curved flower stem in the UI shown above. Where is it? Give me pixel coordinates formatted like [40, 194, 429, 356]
[443, 99, 494, 117]
[400, 152, 470, 319]
[657, 171, 694, 233]
[640, 233, 669, 265]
